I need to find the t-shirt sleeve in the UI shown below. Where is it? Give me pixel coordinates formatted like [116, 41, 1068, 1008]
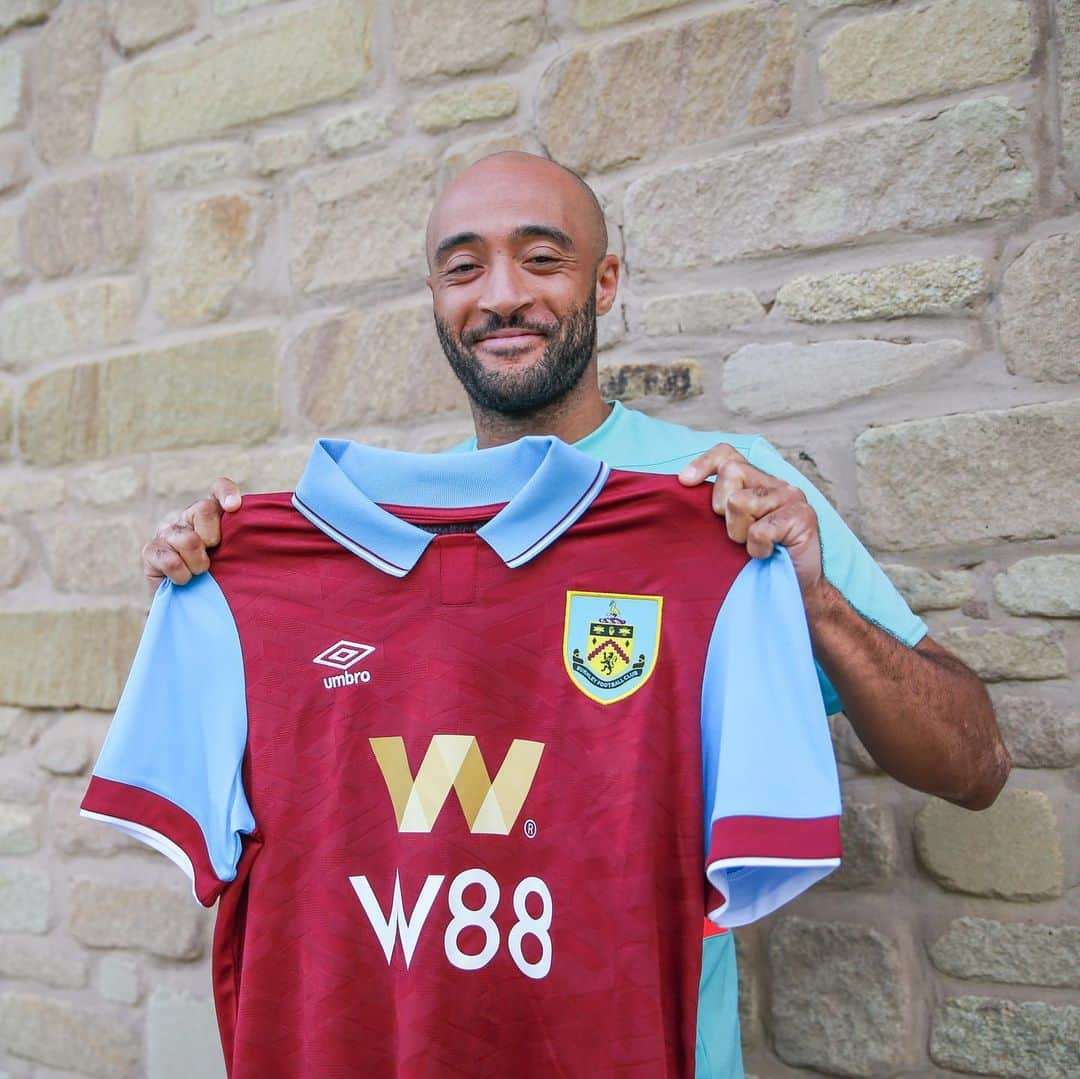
[80, 574, 255, 907]
[746, 437, 927, 716]
[701, 548, 842, 928]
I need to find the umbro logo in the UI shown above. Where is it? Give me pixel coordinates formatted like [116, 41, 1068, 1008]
[314, 639, 375, 689]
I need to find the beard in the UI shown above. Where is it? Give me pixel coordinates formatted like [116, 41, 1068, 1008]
[435, 294, 597, 416]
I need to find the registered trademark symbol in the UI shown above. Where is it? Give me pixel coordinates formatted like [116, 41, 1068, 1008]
[523, 819, 537, 839]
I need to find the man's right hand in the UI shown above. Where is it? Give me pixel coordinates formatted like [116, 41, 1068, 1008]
[142, 478, 243, 585]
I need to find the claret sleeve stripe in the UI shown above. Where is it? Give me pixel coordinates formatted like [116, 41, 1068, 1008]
[699, 549, 842, 928]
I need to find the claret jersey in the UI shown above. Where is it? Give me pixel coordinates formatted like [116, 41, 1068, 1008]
[82, 436, 841, 1078]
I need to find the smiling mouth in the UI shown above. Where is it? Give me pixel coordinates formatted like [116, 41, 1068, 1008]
[477, 332, 546, 348]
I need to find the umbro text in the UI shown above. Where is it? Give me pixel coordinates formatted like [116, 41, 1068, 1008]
[324, 669, 372, 690]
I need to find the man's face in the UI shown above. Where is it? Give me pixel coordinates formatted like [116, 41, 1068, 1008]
[426, 161, 613, 416]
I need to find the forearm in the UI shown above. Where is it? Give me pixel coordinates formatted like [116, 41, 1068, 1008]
[804, 582, 1010, 809]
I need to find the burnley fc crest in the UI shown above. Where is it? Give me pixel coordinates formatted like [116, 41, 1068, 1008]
[563, 591, 663, 704]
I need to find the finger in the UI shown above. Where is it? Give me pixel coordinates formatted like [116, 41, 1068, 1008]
[677, 444, 743, 485]
[744, 503, 819, 561]
[182, 498, 225, 548]
[723, 484, 790, 544]
[209, 476, 242, 512]
[142, 539, 193, 586]
[161, 521, 212, 576]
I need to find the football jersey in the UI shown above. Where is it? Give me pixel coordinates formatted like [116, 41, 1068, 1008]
[82, 435, 841, 1079]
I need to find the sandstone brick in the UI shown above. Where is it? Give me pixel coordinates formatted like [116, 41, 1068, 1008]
[152, 191, 266, 325]
[0, 752, 44, 804]
[539, 5, 796, 174]
[0, 936, 88, 989]
[107, 0, 195, 54]
[320, 104, 394, 156]
[993, 555, 1080, 616]
[777, 256, 988, 324]
[598, 360, 703, 403]
[1058, 0, 1080, 79]
[571, 0, 691, 28]
[930, 997, 1080, 1079]
[290, 154, 435, 294]
[43, 515, 144, 593]
[148, 989, 226, 1079]
[415, 83, 517, 134]
[252, 442, 315, 492]
[0, 133, 26, 195]
[295, 303, 463, 427]
[95, 955, 139, 1005]
[769, 918, 905, 1076]
[639, 290, 765, 336]
[23, 170, 144, 278]
[0, 1, 58, 35]
[0, 991, 137, 1077]
[0, 377, 9, 456]
[439, 132, 544, 185]
[1000, 231, 1080, 382]
[70, 462, 142, 507]
[856, 399, 1080, 549]
[149, 447, 253, 498]
[19, 329, 279, 466]
[0, 524, 26, 588]
[723, 339, 967, 420]
[0, 802, 36, 853]
[253, 129, 310, 175]
[989, 691, 1080, 768]
[829, 712, 882, 774]
[216, 0, 274, 11]
[881, 564, 976, 613]
[0, 49, 22, 131]
[626, 99, 1032, 271]
[0, 865, 50, 933]
[395, 0, 542, 82]
[931, 918, 1080, 989]
[1062, 80, 1080, 179]
[49, 787, 137, 857]
[808, 0, 887, 7]
[0, 706, 45, 753]
[821, 803, 896, 890]
[30, 0, 106, 165]
[0, 278, 137, 369]
[821, 0, 1034, 108]
[67, 876, 205, 960]
[936, 626, 1067, 681]
[914, 790, 1064, 900]
[34, 713, 102, 775]
[0, 211, 19, 279]
[93, 0, 373, 157]
[596, 303, 626, 352]
[0, 474, 64, 511]
[0, 607, 144, 709]
[153, 142, 246, 189]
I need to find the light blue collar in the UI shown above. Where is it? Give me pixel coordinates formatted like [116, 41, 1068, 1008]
[292, 436, 610, 577]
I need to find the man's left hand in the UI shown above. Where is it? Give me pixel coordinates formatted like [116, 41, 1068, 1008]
[679, 444, 824, 599]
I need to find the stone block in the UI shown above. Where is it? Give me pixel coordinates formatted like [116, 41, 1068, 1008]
[930, 997, 1080, 1079]
[0, 133, 26, 195]
[149, 447, 252, 498]
[67, 876, 205, 960]
[215, 0, 274, 12]
[295, 303, 464, 427]
[0, 752, 44, 803]
[1000, 230, 1080, 381]
[829, 712, 882, 774]
[0, 1, 58, 35]
[989, 691, 1080, 768]
[24, 170, 144, 278]
[70, 463, 142, 507]
[539, 5, 796, 173]
[0, 377, 9, 455]
[625, 98, 1032, 271]
[1064, 80, 1080, 179]
[639, 289, 765, 336]
[153, 143, 246, 188]
[855, 399, 1080, 549]
[881, 564, 976, 612]
[394, 0, 542, 81]
[320, 105, 393, 155]
[821, 0, 1034, 108]
[769, 918, 905, 1076]
[0, 607, 144, 709]
[777, 255, 988, 324]
[1059, 0, 1080, 79]
[148, 989, 226, 1078]
[95, 954, 139, 1005]
[152, 191, 266, 325]
[30, 0, 106, 166]
[0, 706, 44, 753]
[415, 83, 517, 134]
[0, 802, 36, 853]
[253, 129, 310, 175]
[0, 866, 50, 933]
[571, 0, 691, 28]
[49, 787, 137, 857]
[0, 524, 26, 588]
[994, 555, 1080, 616]
[914, 790, 1064, 900]
[0, 211, 19, 279]
[19, 328, 279, 466]
[93, 0, 373, 157]
[107, 0, 195, 54]
[0, 278, 137, 369]
[0, 474, 64, 511]
[34, 712, 101, 775]
[0, 991, 137, 1077]
[0, 49, 22, 131]
[42, 510, 144, 592]
[723, 339, 967, 420]
[252, 442, 312, 492]
[931, 918, 1080, 989]
[598, 360, 703, 403]
[0, 936, 88, 989]
[936, 626, 1067, 681]
[821, 802, 896, 890]
[290, 153, 435, 294]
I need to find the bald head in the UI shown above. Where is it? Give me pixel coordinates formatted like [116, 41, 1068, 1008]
[426, 151, 608, 269]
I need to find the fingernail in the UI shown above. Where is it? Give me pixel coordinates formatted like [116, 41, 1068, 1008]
[679, 466, 698, 482]
[224, 495, 240, 510]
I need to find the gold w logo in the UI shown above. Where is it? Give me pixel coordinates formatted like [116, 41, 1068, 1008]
[369, 736, 544, 835]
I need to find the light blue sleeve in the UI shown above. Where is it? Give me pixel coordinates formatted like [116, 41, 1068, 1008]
[82, 574, 255, 904]
[746, 438, 928, 715]
[701, 550, 842, 928]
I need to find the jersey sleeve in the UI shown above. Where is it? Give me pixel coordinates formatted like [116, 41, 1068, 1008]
[701, 549, 842, 927]
[80, 574, 255, 906]
[746, 437, 927, 716]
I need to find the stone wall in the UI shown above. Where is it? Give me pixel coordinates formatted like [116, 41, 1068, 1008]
[0, 1, 1076, 1076]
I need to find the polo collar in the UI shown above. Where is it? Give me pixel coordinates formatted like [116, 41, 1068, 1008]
[292, 436, 610, 578]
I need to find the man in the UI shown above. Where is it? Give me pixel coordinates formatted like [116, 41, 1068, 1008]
[140, 151, 1009, 1077]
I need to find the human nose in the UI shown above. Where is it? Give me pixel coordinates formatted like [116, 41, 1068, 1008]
[478, 256, 533, 321]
